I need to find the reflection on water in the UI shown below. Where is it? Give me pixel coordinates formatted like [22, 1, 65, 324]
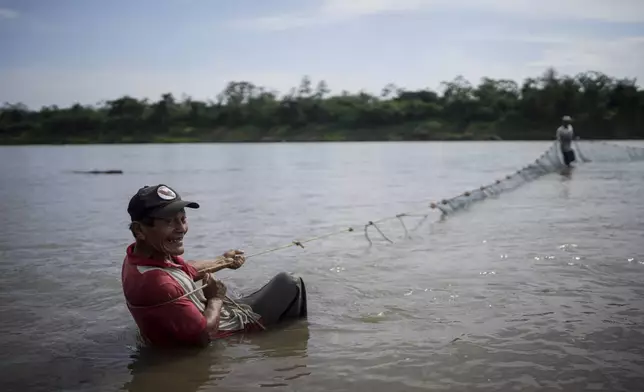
[123, 320, 311, 392]
[560, 165, 574, 180]
[124, 346, 225, 392]
[558, 168, 573, 198]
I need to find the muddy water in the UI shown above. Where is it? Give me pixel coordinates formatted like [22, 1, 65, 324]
[1, 141, 643, 391]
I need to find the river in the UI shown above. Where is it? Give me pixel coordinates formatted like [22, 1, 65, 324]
[1, 141, 643, 391]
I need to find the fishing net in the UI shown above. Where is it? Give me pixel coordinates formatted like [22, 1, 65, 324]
[247, 140, 644, 253]
[574, 140, 644, 163]
[435, 140, 644, 215]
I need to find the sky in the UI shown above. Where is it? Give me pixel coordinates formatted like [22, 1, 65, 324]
[1, 0, 644, 109]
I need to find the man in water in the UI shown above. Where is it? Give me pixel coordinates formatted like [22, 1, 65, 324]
[121, 184, 307, 347]
[556, 115, 576, 167]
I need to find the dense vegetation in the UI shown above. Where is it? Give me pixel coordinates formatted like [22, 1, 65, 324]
[1, 68, 643, 144]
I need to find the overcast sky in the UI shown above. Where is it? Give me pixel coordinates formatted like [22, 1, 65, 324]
[1, 0, 643, 108]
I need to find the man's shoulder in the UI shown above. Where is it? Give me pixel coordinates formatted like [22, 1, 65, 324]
[123, 260, 179, 285]
[122, 258, 179, 293]
[122, 261, 183, 300]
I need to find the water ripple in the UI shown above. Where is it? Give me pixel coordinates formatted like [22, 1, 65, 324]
[2, 142, 644, 391]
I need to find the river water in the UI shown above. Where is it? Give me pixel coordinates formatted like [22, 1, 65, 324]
[1, 141, 644, 392]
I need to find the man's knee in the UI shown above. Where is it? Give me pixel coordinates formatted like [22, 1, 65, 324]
[271, 271, 298, 286]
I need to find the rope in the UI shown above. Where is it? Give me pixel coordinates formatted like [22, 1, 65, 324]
[224, 140, 644, 258]
[224, 295, 266, 331]
[410, 214, 431, 232]
[239, 227, 356, 260]
[129, 284, 266, 330]
[397, 214, 410, 239]
[126, 140, 644, 334]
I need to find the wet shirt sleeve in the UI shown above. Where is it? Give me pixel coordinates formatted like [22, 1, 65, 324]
[156, 282, 207, 344]
[139, 272, 208, 346]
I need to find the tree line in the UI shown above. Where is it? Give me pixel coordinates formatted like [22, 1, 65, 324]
[1, 68, 643, 144]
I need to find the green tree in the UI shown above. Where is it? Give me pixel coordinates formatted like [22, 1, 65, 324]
[1, 68, 643, 144]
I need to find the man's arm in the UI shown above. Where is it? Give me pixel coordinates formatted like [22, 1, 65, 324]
[187, 256, 229, 278]
[152, 282, 222, 347]
[162, 283, 228, 346]
[165, 297, 225, 347]
[202, 298, 224, 340]
[163, 297, 223, 348]
[198, 275, 229, 344]
[186, 250, 246, 280]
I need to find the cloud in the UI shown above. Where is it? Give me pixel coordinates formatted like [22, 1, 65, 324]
[527, 36, 644, 77]
[477, 0, 644, 23]
[0, 67, 315, 109]
[228, 0, 435, 31]
[0, 8, 19, 19]
[455, 30, 644, 81]
[231, 0, 644, 31]
[4, 32, 643, 110]
[2, 13, 643, 109]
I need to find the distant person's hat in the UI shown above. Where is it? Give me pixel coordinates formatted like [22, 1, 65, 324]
[128, 184, 199, 222]
[562, 115, 572, 121]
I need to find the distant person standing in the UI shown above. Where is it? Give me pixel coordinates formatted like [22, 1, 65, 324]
[556, 115, 576, 167]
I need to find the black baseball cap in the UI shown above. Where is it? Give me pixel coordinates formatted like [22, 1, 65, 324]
[128, 184, 200, 221]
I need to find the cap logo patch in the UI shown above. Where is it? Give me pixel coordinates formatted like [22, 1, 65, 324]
[157, 185, 176, 200]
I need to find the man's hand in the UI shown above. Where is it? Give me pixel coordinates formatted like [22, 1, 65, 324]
[202, 273, 227, 300]
[222, 249, 245, 270]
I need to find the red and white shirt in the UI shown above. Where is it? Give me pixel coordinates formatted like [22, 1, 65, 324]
[121, 243, 210, 346]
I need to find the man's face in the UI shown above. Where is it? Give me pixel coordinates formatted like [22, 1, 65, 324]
[138, 210, 188, 256]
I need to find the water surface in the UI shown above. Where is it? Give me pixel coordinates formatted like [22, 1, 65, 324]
[1, 141, 644, 392]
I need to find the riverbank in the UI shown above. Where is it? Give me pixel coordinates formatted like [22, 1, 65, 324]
[0, 70, 644, 145]
[0, 123, 626, 145]
[1, 132, 500, 145]
[2, 69, 643, 145]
